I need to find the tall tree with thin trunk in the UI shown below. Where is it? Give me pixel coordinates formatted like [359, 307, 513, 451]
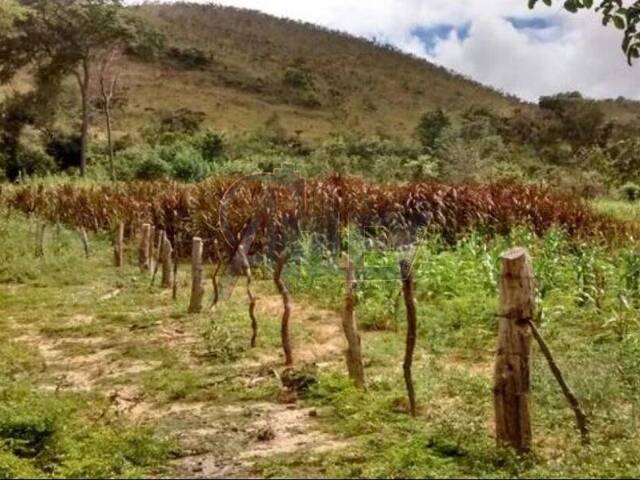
[97, 47, 123, 181]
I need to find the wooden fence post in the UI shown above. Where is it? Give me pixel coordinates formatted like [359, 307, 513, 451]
[188, 237, 204, 313]
[209, 255, 222, 309]
[342, 257, 366, 389]
[150, 229, 165, 286]
[274, 252, 293, 366]
[149, 226, 156, 272]
[161, 235, 174, 289]
[238, 245, 258, 348]
[494, 247, 534, 453]
[35, 222, 45, 258]
[139, 223, 151, 272]
[114, 222, 124, 267]
[172, 234, 180, 301]
[400, 259, 417, 417]
[80, 228, 90, 258]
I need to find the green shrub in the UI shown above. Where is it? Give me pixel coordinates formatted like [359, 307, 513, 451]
[416, 109, 450, 151]
[45, 131, 82, 170]
[620, 182, 640, 202]
[143, 109, 206, 144]
[166, 46, 210, 70]
[134, 157, 172, 181]
[202, 320, 244, 362]
[195, 129, 224, 161]
[170, 149, 210, 182]
[283, 67, 313, 89]
[15, 144, 57, 177]
[0, 385, 172, 478]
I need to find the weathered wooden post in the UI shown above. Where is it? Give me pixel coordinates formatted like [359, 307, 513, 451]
[80, 228, 90, 258]
[148, 226, 156, 272]
[161, 234, 174, 289]
[493, 247, 534, 453]
[35, 222, 46, 258]
[208, 239, 222, 309]
[209, 257, 222, 309]
[400, 259, 417, 417]
[139, 223, 151, 272]
[342, 257, 366, 389]
[114, 222, 124, 267]
[274, 252, 293, 366]
[188, 237, 205, 313]
[172, 234, 180, 301]
[238, 245, 258, 347]
[150, 229, 165, 286]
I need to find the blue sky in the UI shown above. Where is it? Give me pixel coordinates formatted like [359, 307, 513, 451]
[143, 0, 640, 101]
[411, 23, 472, 53]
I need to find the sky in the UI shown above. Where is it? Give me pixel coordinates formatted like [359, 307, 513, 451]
[159, 0, 640, 102]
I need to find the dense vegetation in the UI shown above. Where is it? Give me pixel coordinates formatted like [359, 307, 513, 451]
[2, 201, 640, 477]
[2, 2, 640, 199]
[5, 176, 634, 264]
[2, 1, 640, 478]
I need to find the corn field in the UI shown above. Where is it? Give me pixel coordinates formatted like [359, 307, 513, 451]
[4, 175, 634, 259]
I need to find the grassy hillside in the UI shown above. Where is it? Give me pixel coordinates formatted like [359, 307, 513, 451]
[112, 2, 523, 141]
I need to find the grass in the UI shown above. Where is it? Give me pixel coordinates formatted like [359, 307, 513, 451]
[3, 204, 640, 477]
[254, 225, 640, 477]
[592, 198, 640, 223]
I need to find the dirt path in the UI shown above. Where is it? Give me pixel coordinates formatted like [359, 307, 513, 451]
[15, 285, 348, 478]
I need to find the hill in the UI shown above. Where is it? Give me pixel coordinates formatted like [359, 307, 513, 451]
[113, 2, 523, 142]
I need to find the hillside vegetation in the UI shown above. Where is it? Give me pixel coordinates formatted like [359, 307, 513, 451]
[115, 3, 522, 141]
[10, 2, 636, 141]
[3, 2, 640, 197]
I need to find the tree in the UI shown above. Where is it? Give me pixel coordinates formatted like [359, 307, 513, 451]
[0, 70, 63, 180]
[416, 109, 450, 151]
[0, 0, 26, 31]
[0, 0, 163, 177]
[529, 0, 640, 64]
[96, 47, 125, 181]
[538, 93, 610, 149]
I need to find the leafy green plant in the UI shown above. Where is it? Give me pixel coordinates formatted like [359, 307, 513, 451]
[620, 182, 640, 202]
[416, 109, 450, 151]
[135, 157, 172, 181]
[202, 318, 245, 362]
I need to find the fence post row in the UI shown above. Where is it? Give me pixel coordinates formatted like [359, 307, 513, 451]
[65, 207, 591, 456]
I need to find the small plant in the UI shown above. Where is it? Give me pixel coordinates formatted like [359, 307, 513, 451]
[134, 157, 172, 180]
[620, 182, 640, 202]
[202, 319, 244, 362]
[283, 67, 313, 89]
[170, 150, 210, 182]
[166, 46, 210, 70]
[621, 249, 640, 305]
[574, 247, 608, 309]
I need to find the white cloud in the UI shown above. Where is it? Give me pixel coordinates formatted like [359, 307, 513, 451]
[142, 0, 640, 101]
